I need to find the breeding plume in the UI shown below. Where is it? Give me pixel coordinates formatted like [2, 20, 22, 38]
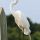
[12, 10, 31, 35]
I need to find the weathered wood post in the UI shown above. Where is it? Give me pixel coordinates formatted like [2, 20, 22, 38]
[0, 8, 7, 40]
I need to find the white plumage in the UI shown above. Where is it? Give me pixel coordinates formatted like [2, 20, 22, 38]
[10, 0, 31, 40]
[12, 10, 31, 35]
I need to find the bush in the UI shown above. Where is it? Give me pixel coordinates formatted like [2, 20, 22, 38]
[31, 32, 40, 40]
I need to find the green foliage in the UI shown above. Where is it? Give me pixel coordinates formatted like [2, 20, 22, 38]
[7, 15, 16, 27]
[27, 17, 40, 33]
[31, 32, 40, 40]
[7, 15, 40, 40]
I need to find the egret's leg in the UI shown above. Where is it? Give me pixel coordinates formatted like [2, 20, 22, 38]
[23, 28, 24, 40]
[29, 34, 31, 40]
[19, 30, 21, 40]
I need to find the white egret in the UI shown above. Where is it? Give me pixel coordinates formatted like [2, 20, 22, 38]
[10, 0, 31, 40]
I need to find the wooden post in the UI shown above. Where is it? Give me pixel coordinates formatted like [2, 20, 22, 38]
[0, 8, 7, 40]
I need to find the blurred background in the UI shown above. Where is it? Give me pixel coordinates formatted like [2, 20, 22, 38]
[7, 15, 40, 40]
[0, 0, 40, 40]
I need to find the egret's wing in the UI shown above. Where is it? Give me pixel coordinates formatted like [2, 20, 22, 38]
[15, 13, 31, 35]
[21, 15, 31, 35]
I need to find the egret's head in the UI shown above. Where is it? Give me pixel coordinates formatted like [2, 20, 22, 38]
[12, 10, 22, 18]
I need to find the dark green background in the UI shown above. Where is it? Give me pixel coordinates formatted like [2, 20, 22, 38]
[7, 15, 40, 40]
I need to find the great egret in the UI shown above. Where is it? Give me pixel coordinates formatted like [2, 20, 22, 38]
[10, 0, 31, 40]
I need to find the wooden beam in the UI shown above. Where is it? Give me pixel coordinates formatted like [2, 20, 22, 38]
[0, 8, 7, 40]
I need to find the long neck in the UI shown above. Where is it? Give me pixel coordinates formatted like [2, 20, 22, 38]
[10, 0, 18, 13]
